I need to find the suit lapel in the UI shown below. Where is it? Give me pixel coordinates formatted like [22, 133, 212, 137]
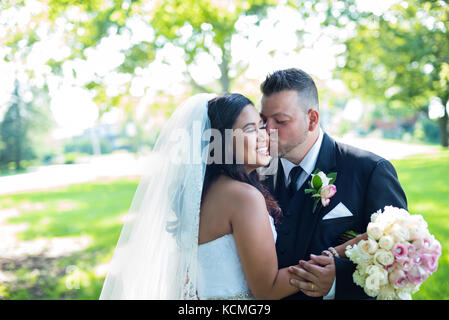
[294, 133, 338, 260]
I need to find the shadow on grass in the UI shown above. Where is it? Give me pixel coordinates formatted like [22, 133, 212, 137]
[0, 177, 138, 300]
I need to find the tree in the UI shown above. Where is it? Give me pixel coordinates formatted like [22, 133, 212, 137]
[0, 79, 54, 172]
[0, 80, 32, 171]
[2, 0, 280, 127]
[145, 0, 278, 93]
[336, 0, 449, 147]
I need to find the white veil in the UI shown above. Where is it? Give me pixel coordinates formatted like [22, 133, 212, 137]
[99, 93, 215, 299]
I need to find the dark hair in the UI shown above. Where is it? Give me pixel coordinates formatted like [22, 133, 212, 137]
[260, 68, 319, 112]
[201, 93, 282, 223]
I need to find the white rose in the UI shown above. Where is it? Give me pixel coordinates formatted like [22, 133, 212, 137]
[378, 268, 389, 286]
[377, 284, 397, 300]
[367, 222, 383, 240]
[410, 214, 428, 229]
[378, 235, 395, 250]
[360, 238, 379, 254]
[353, 269, 366, 287]
[394, 224, 410, 242]
[345, 244, 353, 256]
[366, 265, 389, 286]
[396, 289, 413, 300]
[370, 210, 382, 223]
[351, 252, 370, 267]
[364, 287, 379, 298]
[407, 224, 424, 241]
[365, 274, 381, 291]
[383, 223, 409, 242]
[356, 261, 371, 275]
[374, 249, 395, 266]
[366, 265, 382, 275]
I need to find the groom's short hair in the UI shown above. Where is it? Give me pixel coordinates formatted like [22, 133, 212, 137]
[260, 68, 319, 112]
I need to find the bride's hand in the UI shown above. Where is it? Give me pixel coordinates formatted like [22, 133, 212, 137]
[287, 254, 335, 297]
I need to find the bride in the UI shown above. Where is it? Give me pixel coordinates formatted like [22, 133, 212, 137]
[99, 93, 358, 299]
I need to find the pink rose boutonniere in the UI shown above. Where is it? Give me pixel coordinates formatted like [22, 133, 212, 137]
[305, 169, 337, 213]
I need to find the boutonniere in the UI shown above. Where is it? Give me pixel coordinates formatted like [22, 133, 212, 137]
[305, 169, 337, 213]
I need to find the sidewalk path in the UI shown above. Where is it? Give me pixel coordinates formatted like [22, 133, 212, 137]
[335, 135, 439, 160]
[0, 153, 149, 196]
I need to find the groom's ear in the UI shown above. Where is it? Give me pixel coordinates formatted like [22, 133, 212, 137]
[307, 109, 320, 131]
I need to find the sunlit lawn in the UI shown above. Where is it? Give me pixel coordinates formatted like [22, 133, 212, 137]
[391, 150, 449, 300]
[0, 151, 448, 300]
[0, 178, 139, 299]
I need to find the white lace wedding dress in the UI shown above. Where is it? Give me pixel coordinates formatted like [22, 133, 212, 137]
[197, 215, 277, 300]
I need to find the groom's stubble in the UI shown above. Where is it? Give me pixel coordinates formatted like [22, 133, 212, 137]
[261, 89, 321, 165]
[276, 110, 319, 165]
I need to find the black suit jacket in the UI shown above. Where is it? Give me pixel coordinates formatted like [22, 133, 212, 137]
[263, 132, 408, 300]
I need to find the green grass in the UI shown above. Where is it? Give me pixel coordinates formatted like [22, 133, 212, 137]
[0, 150, 448, 300]
[0, 177, 139, 300]
[391, 151, 449, 300]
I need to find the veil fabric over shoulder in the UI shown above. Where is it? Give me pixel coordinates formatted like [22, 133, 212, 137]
[100, 94, 215, 299]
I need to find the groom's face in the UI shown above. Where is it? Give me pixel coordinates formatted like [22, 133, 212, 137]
[260, 90, 310, 158]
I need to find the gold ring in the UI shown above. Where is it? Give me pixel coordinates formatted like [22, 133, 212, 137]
[311, 283, 315, 291]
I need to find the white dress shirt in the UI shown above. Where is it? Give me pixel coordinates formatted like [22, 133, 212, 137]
[280, 128, 324, 190]
[277, 128, 336, 300]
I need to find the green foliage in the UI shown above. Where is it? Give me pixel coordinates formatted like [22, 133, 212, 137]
[337, 0, 449, 146]
[328, 172, 337, 184]
[63, 136, 114, 155]
[63, 152, 89, 164]
[118, 41, 156, 74]
[150, 0, 277, 92]
[311, 174, 322, 189]
[0, 81, 53, 171]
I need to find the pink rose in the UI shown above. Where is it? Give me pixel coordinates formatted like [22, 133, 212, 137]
[412, 238, 431, 252]
[428, 240, 442, 256]
[420, 253, 438, 273]
[392, 243, 408, 259]
[389, 268, 408, 288]
[384, 264, 395, 273]
[398, 258, 413, 272]
[406, 265, 429, 285]
[407, 244, 417, 256]
[320, 184, 336, 207]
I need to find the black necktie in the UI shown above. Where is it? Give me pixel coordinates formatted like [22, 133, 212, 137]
[287, 166, 303, 197]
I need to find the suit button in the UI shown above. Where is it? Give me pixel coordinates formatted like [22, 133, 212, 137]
[283, 229, 289, 235]
[279, 248, 286, 254]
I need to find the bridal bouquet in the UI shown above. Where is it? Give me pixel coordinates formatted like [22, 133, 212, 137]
[345, 206, 441, 300]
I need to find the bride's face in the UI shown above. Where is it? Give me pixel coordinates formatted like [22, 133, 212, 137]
[231, 104, 271, 171]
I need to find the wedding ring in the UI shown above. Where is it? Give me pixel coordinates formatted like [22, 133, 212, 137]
[311, 283, 315, 291]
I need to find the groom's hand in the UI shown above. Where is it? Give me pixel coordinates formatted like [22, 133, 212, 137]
[288, 254, 335, 297]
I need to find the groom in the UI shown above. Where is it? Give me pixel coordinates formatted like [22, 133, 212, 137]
[260, 68, 408, 300]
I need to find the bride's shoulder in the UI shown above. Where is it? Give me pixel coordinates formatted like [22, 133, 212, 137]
[216, 176, 266, 213]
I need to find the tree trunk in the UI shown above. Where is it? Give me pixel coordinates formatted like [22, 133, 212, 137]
[90, 127, 102, 156]
[219, 65, 230, 93]
[439, 104, 448, 148]
[14, 102, 22, 172]
[219, 46, 231, 93]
